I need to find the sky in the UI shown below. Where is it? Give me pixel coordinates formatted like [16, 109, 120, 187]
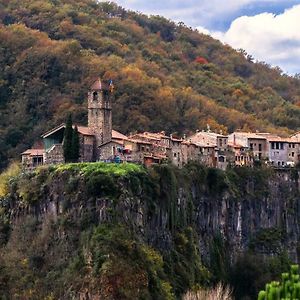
[110, 0, 300, 75]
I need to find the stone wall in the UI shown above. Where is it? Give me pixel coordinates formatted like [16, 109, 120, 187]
[44, 144, 64, 164]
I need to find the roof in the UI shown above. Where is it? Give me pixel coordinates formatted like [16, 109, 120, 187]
[112, 129, 128, 140]
[228, 142, 244, 148]
[98, 139, 124, 148]
[21, 149, 44, 156]
[42, 124, 94, 138]
[126, 138, 153, 145]
[129, 132, 170, 141]
[182, 140, 215, 148]
[188, 131, 227, 147]
[129, 133, 161, 141]
[230, 132, 267, 140]
[290, 132, 300, 142]
[91, 78, 102, 90]
[42, 124, 127, 139]
[267, 137, 294, 143]
[77, 126, 94, 136]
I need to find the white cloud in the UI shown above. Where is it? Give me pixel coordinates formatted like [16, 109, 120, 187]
[208, 4, 300, 74]
[112, 0, 298, 28]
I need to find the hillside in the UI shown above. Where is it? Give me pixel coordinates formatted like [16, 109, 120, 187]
[1, 162, 298, 299]
[1, 0, 300, 170]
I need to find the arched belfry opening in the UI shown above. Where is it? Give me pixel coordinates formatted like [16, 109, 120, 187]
[93, 91, 98, 101]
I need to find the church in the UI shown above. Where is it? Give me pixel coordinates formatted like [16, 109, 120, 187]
[21, 78, 128, 168]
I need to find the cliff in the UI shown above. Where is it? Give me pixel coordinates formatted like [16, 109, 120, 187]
[0, 162, 299, 299]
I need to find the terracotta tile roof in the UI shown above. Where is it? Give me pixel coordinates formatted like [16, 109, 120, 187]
[21, 149, 44, 156]
[129, 132, 170, 141]
[230, 132, 267, 140]
[267, 137, 293, 142]
[98, 139, 124, 148]
[126, 138, 153, 145]
[77, 126, 94, 136]
[228, 143, 244, 148]
[91, 78, 102, 90]
[112, 129, 128, 140]
[42, 123, 127, 139]
[290, 133, 300, 142]
[130, 133, 161, 141]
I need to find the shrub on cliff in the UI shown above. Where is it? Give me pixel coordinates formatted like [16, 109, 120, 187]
[0, 162, 20, 197]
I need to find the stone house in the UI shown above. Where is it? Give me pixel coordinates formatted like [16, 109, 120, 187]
[187, 131, 229, 169]
[181, 140, 215, 167]
[228, 132, 268, 161]
[267, 137, 300, 167]
[227, 142, 252, 167]
[21, 149, 44, 169]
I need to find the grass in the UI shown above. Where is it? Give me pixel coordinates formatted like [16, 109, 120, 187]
[53, 162, 145, 177]
[0, 162, 21, 197]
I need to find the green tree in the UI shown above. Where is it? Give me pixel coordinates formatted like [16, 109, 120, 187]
[63, 114, 73, 162]
[71, 125, 80, 162]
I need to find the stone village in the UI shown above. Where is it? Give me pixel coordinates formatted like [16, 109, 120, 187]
[21, 78, 300, 170]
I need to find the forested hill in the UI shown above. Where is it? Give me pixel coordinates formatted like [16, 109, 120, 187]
[1, 0, 300, 170]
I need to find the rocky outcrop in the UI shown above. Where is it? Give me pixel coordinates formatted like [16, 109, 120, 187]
[6, 165, 300, 263]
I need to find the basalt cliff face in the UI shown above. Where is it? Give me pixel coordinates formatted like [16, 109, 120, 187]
[1, 163, 300, 299]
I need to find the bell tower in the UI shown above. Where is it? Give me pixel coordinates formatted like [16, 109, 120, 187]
[88, 78, 113, 154]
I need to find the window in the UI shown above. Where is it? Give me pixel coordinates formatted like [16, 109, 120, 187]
[93, 91, 98, 101]
[219, 139, 223, 147]
[276, 143, 279, 150]
[250, 143, 253, 150]
[33, 156, 43, 166]
[292, 152, 295, 157]
[174, 153, 177, 157]
[219, 156, 225, 162]
[293, 144, 295, 148]
[259, 143, 262, 151]
[258, 153, 262, 160]
[271, 142, 275, 149]
[280, 143, 284, 150]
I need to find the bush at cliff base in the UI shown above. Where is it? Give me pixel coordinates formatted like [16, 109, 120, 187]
[258, 265, 300, 300]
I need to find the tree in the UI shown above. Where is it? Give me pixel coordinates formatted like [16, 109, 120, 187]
[71, 125, 80, 162]
[63, 114, 73, 162]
